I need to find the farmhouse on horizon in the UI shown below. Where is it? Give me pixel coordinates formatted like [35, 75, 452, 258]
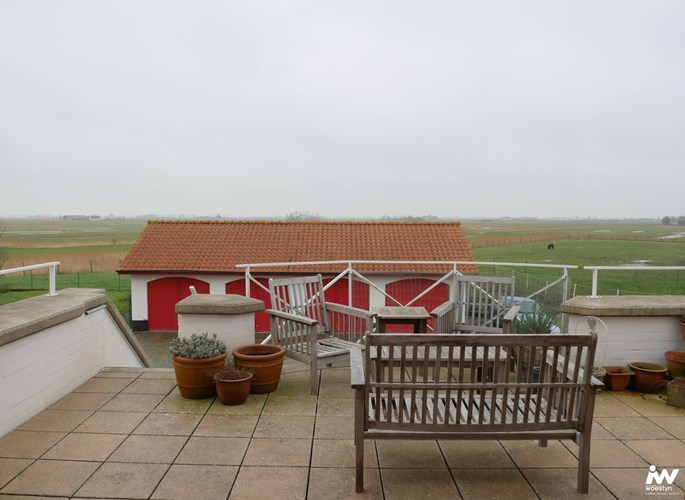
[117, 220, 476, 332]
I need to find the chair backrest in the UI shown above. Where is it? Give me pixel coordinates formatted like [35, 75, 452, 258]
[455, 275, 515, 333]
[268, 275, 331, 333]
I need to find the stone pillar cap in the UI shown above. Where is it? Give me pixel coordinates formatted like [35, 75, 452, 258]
[175, 294, 265, 315]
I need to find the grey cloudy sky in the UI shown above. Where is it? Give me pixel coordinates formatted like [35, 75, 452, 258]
[1, 1, 683, 219]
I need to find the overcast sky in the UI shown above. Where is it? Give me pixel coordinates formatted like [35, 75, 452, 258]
[1, 1, 683, 219]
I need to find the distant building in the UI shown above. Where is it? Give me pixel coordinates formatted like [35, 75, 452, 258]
[118, 220, 476, 332]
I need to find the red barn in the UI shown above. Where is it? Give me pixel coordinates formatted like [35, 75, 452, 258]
[118, 220, 476, 332]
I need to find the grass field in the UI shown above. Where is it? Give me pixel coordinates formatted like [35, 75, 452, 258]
[1, 218, 684, 319]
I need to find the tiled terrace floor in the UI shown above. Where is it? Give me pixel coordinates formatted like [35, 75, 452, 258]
[1, 361, 684, 499]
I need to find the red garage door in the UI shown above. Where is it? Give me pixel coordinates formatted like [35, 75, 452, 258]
[322, 277, 370, 309]
[385, 278, 449, 332]
[147, 277, 209, 331]
[226, 278, 271, 333]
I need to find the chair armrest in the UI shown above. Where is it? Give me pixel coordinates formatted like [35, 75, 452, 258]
[326, 302, 376, 319]
[503, 305, 521, 323]
[350, 347, 365, 388]
[265, 309, 319, 326]
[430, 300, 454, 318]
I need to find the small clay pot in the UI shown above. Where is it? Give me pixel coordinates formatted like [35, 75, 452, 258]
[664, 351, 685, 379]
[603, 366, 634, 391]
[232, 344, 286, 393]
[214, 372, 252, 406]
[628, 361, 667, 394]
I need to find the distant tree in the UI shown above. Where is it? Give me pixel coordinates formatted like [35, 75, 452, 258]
[677, 216, 685, 226]
[285, 211, 321, 221]
[662, 216, 672, 226]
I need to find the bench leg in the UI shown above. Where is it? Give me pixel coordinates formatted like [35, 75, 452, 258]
[538, 439, 548, 447]
[310, 363, 319, 396]
[354, 388, 365, 492]
[577, 432, 590, 493]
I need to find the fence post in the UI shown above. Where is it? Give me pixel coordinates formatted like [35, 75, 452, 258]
[48, 263, 57, 296]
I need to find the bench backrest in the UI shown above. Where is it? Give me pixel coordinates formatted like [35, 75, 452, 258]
[269, 275, 330, 334]
[364, 332, 598, 433]
[455, 275, 515, 333]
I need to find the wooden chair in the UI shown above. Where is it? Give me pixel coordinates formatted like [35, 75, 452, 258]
[266, 275, 375, 395]
[431, 275, 518, 334]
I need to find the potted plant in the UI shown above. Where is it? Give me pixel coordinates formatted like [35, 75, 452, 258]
[213, 364, 253, 405]
[514, 306, 558, 375]
[170, 333, 227, 399]
[232, 344, 286, 393]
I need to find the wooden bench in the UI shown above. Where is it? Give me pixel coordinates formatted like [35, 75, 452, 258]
[351, 332, 603, 494]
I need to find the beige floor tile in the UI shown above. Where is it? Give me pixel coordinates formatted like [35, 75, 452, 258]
[280, 369, 315, 383]
[17, 409, 92, 432]
[207, 393, 267, 415]
[376, 440, 446, 469]
[153, 388, 214, 413]
[566, 439, 647, 468]
[439, 440, 515, 469]
[139, 370, 176, 380]
[454, 468, 535, 499]
[175, 436, 249, 465]
[43, 432, 125, 461]
[261, 395, 317, 416]
[594, 417, 674, 440]
[592, 467, 684, 499]
[316, 397, 354, 416]
[272, 381, 316, 397]
[101, 392, 166, 412]
[308, 467, 382, 499]
[253, 414, 314, 439]
[320, 368, 352, 384]
[194, 414, 258, 437]
[317, 382, 355, 399]
[590, 421, 617, 440]
[151, 464, 238, 500]
[311, 439, 378, 468]
[0, 431, 65, 459]
[75, 462, 169, 499]
[229, 466, 308, 500]
[381, 468, 460, 499]
[0, 459, 99, 497]
[96, 369, 143, 378]
[314, 415, 354, 439]
[122, 378, 177, 395]
[73, 376, 135, 393]
[614, 392, 685, 417]
[521, 468, 614, 499]
[624, 439, 685, 467]
[243, 437, 312, 467]
[592, 396, 641, 417]
[650, 416, 685, 439]
[502, 440, 578, 469]
[50, 392, 114, 411]
[74, 411, 148, 434]
[107, 434, 186, 464]
[0, 458, 33, 489]
[134, 412, 202, 436]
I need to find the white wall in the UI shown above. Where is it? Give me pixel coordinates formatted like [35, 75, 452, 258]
[568, 314, 683, 368]
[0, 308, 144, 438]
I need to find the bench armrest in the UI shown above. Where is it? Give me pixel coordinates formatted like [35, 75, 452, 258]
[590, 375, 605, 390]
[265, 309, 319, 327]
[327, 302, 376, 320]
[503, 305, 521, 323]
[350, 347, 365, 388]
[430, 300, 454, 318]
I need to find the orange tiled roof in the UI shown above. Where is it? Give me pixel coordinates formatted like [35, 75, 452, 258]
[118, 220, 477, 274]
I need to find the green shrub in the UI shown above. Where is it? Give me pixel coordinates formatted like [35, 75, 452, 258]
[515, 306, 559, 334]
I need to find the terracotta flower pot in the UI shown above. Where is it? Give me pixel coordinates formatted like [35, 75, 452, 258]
[603, 366, 634, 391]
[214, 373, 252, 405]
[664, 351, 685, 379]
[172, 353, 227, 399]
[628, 361, 667, 394]
[232, 344, 286, 394]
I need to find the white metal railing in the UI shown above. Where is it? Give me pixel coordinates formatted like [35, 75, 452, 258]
[0, 262, 60, 296]
[584, 265, 685, 298]
[236, 259, 578, 313]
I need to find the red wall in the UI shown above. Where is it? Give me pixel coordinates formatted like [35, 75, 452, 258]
[147, 277, 209, 331]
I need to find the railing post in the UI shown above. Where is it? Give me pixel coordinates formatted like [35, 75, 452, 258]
[245, 266, 251, 297]
[590, 269, 600, 298]
[48, 263, 57, 296]
[348, 262, 353, 307]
